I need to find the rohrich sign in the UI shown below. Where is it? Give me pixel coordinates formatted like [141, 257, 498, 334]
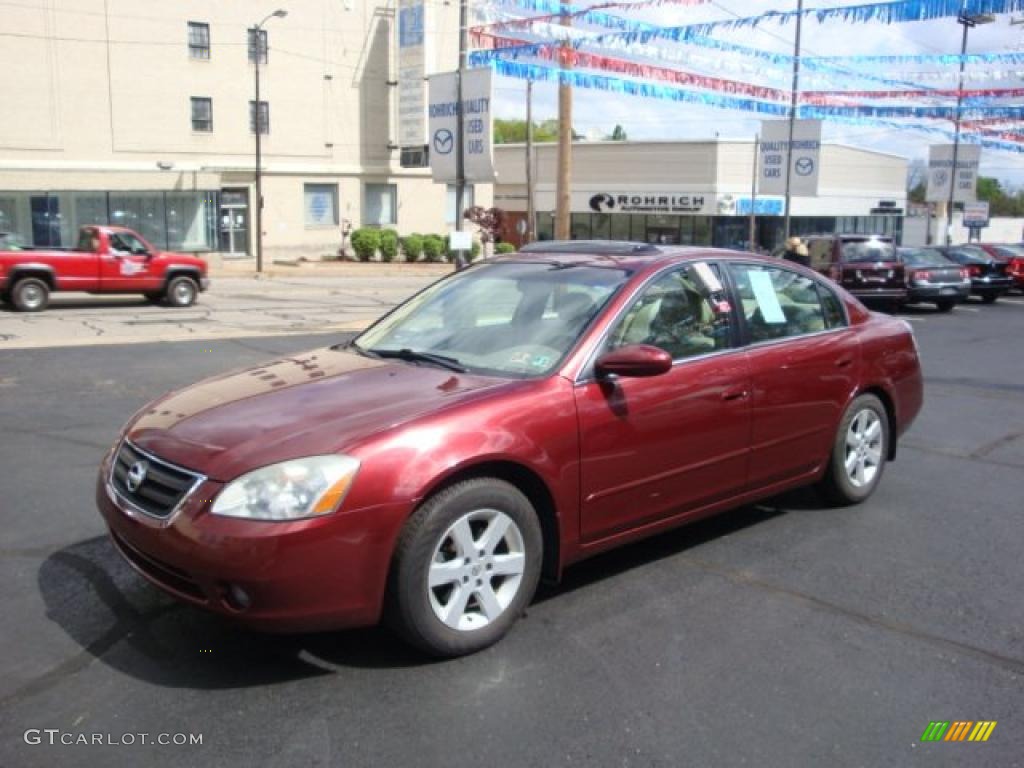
[587, 192, 709, 214]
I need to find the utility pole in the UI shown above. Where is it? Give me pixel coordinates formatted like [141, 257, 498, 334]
[749, 134, 759, 252]
[525, 79, 536, 244]
[252, 9, 287, 274]
[555, 14, 572, 240]
[783, 0, 804, 241]
[453, 0, 469, 269]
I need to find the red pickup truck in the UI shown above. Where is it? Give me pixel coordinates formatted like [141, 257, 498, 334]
[0, 225, 209, 312]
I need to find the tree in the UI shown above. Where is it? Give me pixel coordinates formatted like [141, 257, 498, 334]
[608, 124, 628, 141]
[464, 206, 505, 244]
[907, 158, 927, 204]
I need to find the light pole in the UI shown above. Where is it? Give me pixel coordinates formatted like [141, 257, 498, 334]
[946, 7, 993, 245]
[252, 9, 287, 273]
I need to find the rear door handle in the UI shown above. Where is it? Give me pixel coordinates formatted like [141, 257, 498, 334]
[722, 388, 749, 402]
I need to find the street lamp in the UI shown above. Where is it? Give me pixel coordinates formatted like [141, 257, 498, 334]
[946, 8, 993, 245]
[252, 8, 287, 273]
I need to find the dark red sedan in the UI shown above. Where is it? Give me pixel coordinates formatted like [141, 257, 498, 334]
[97, 242, 923, 656]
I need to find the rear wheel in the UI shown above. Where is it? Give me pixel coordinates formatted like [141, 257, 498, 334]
[819, 394, 889, 506]
[165, 276, 198, 308]
[980, 292, 998, 304]
[11, 277, 49, 312]
[387, 478, 542, 657]
[935, 299, 955, 313]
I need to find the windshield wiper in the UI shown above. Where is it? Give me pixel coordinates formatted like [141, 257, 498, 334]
[370, 348, 467, 372]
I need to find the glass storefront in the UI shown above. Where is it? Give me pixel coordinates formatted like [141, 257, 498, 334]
[532, 211, 903, 251]
[0, 190, 218, 251]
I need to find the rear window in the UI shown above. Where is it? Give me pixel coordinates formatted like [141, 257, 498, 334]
[901, 248, 953, 267]
[841, 239, 896, 263]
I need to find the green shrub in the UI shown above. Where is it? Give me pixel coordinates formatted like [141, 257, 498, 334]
[350, 228, 381, 262]
[400, 233, 424, 262]
[422, 234, 445, 263]
[495, 242, 516, 254]
[443, 237, 482, 262]
[379, 229, 398, 263]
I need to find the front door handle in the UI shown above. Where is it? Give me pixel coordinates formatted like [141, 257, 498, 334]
[836, 357, 853, 369]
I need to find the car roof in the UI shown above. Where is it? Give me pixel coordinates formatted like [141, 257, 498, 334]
[496, 241, 762, 270]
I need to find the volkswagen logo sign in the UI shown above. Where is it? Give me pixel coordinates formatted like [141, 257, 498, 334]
[126, 461, 149, 492]
[589, 193, 616, 213]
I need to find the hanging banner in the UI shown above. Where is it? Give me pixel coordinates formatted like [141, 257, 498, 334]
[759, 119, 822, 197]
[926, 144, 981, 202]
[427, 68, 495, 183]
[397, 0, 428, 157]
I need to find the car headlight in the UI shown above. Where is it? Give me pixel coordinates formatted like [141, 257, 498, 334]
[211, 455, 360, 521]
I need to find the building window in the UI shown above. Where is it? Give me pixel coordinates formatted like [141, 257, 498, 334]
[249, 101, 269, 134]
[188, 22, 210, 60]
[248, 28, 268, 64]
[446, 184, 474, 225]
[364, 184, 397, 226]
[190, 97, 212, 132]
[304, 184, 339, 227]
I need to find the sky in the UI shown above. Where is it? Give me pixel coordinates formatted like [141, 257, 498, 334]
[477, 0, 1024, 185]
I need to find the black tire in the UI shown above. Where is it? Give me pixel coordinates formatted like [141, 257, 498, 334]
[935, 299, 955, 313]
[387, 478, 543, 657]
[11, 277, 50, 312]
[165, 276, 198, 308]
[818, 393, 889, 506]
[980, 292, 998, 304]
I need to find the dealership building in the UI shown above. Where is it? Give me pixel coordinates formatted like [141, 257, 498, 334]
[0, 1, 487, 260]
[494, 140, 907, 250]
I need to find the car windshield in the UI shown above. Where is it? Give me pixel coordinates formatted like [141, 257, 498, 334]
[901, 248, 954, 267]
[841, 239, 896, 263]
[352, 261, 630, 378]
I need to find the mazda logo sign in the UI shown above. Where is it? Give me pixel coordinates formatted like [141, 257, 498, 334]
[126, 461, 149, 492]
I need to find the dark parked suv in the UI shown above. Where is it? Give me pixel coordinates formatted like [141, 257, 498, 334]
[804, 235, 906, 306]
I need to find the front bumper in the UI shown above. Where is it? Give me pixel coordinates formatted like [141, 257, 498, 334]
[96, 453, 410, 632]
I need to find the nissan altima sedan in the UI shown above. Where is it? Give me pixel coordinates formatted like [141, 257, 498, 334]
[97, 242, 923, 657]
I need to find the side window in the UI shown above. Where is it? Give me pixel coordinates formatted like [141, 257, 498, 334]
[816, 282, 847, 329]
[110, 233, 148, 255]
[728, 264, 829, 342]
[604, 266, 731, 361]
[808, 239, 832, 271]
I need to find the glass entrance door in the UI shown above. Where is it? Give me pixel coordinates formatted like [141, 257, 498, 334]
[218, 189, 250, 256]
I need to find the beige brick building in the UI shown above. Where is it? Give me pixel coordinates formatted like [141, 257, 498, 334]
[0, 0, 490, 260]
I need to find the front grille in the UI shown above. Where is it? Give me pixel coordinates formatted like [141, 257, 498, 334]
[110, 441, 204, 519]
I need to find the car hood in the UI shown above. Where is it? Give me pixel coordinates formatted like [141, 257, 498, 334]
[126, 346, 508, 481]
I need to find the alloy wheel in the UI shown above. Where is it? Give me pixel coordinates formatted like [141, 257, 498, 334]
[427, 508, 526, 632]
[844, 409, 883, 488]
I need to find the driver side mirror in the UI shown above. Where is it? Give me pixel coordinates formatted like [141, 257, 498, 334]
[595, 344, 673, 379]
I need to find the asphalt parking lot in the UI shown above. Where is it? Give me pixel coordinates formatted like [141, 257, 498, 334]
[1, 296, 1023, 767]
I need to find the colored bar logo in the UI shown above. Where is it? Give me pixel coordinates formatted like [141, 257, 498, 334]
[921, 721, 997, 742]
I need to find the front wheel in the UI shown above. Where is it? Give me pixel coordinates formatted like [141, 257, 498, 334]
[165, 276, 198, 308]
[387, 478, 542, 657]
[819, 394, 889, 506]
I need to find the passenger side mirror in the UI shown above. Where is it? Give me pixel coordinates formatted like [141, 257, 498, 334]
[595, 344, 673, 378]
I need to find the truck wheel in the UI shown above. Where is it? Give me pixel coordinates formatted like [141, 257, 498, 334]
[12, 277, 50, 312]
[165, 276, 198, 308]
